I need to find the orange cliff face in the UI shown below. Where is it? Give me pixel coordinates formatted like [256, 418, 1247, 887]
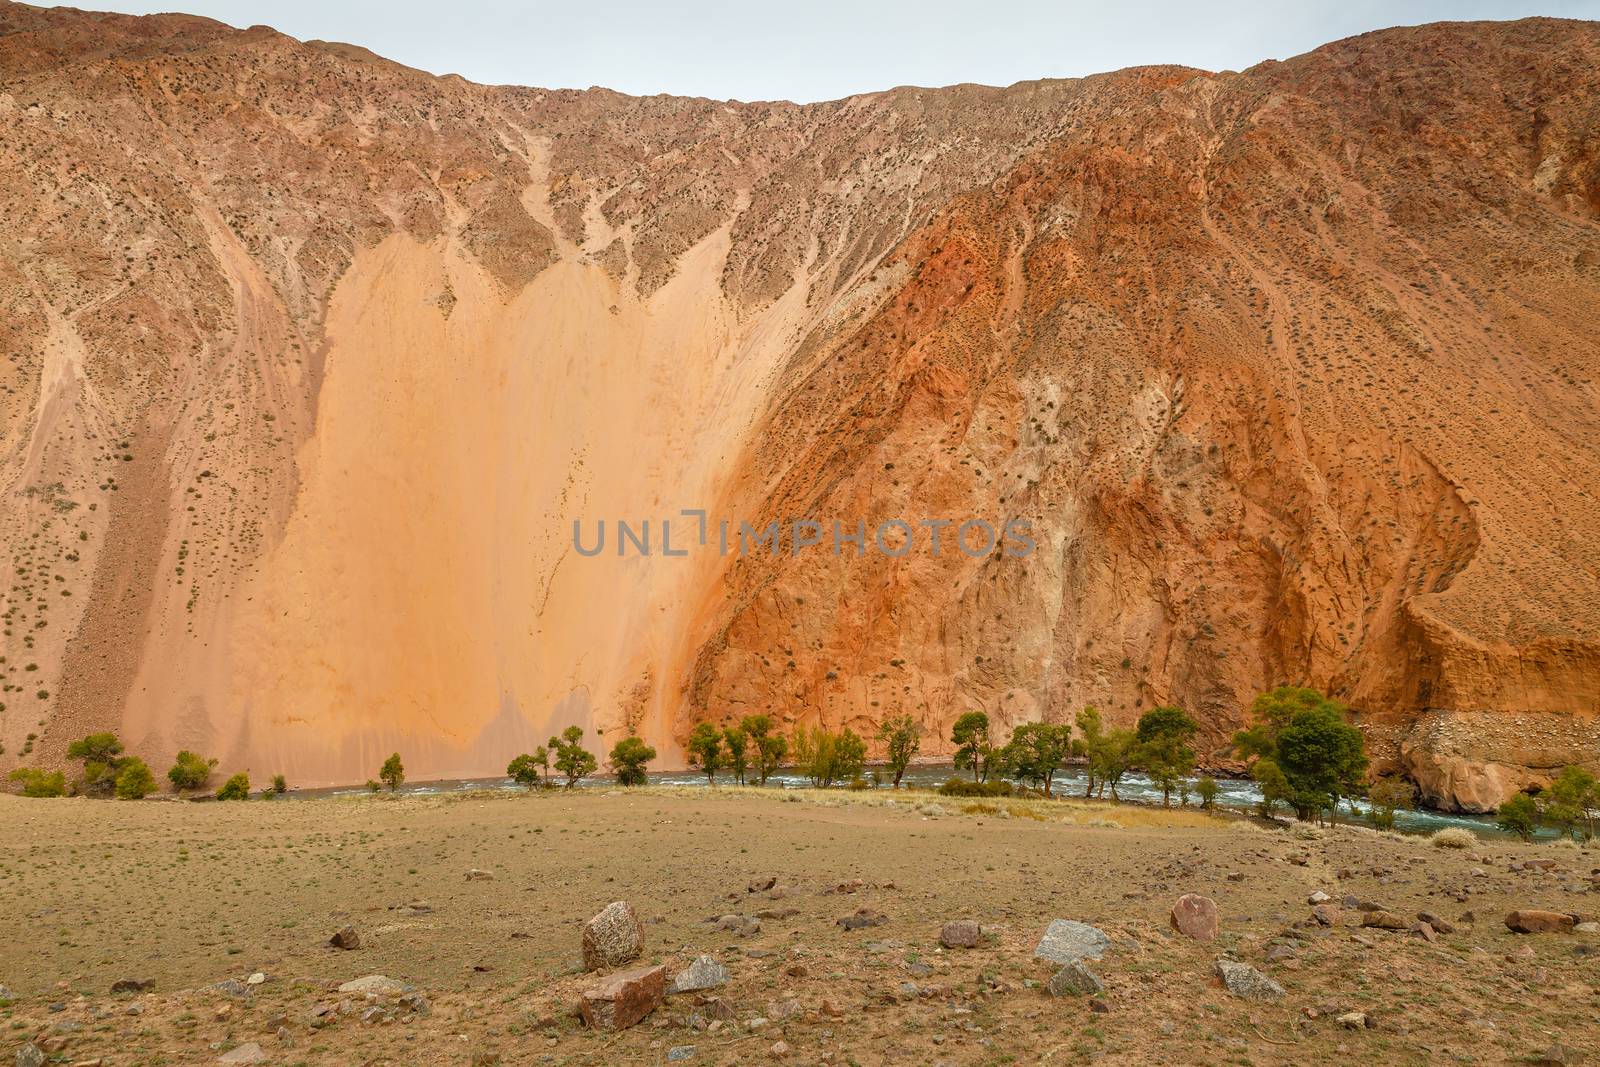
[0, 3, 1597, 807]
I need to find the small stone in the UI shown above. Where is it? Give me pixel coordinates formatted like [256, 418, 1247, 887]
[1311, 904, 1342, 927]
[770, 1041, 791, 1058]
[668, 956, 729, 995]
[110, 978, 154, 994]
[246, 973, 267, 986]
[1034, 920, 1112, 964]
[1264, 944, 1298, 963]
[465, 868, 494, 881]
[1531, 1044, 1583, 1066]
[578, 964, 667, 1030]
[1045, 960, 1104, 997]
[1409, 921, 1437, 943]
[1337, 1011, 1367, 1029]
[583, 901, 644, 971]
[837, 908, 887, 931]
[16, 1045, 46, 1067]
[337, 975, 409, 995]
[1576, 922, 1599, 934]
[1308, 891, 1330, 904]
[939, 920, 981, 949]
[1213, 959, 1285, 1002]
[216, 1043, 269, 1065]
[1505, 910, 1577, 934]
[329, 926, 361, 950]
[667, 1047, 697, 1063]
[747, 877, 777, 893]
[1171, 894, 1220, 941]
[1361, 911, 1408, 931]
[1417, 911, 1456, 934]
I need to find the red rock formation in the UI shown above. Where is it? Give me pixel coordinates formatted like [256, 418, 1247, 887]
[0, 4, 1595, 807]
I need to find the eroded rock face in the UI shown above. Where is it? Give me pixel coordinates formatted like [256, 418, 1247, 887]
[1, 8, 1597, 789]
[1401, 711, 1600, 811]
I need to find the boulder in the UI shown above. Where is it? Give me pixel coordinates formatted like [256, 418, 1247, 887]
[667, 955, 728, 994]
[329, 926, 361, 950]
[217, 1043, 269, 1065]
[939, 920, 981, 949]
[582, 901, 644, 971]
[337, 975, 410, 995]
[1170, 894, 1219, 941]
[1311, 904, 1342, 927]
[1045, 960, 1104, 997]
[1033, 920, 1111, 965]
[578, 964, 667, 1030]
[1213, 959, 1285, 1002]
[1505, 910, 1577, 934]
[1361, 911, 1409, 931]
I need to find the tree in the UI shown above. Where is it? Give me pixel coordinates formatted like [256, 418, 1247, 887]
[114, 757, 157, 800]
[792, 725, 865, 787]
[743, 715, 787, 786]
[1542, 765, 1598, 840]
[686, 722, 723, 784]
[549, 726, 597, 788]
[1233, 686, 1367, 823]
[608, 736, 656, 786]
[378, 753, 405, 791]
[534, 745, 550, 780]
[1096, 728, 1138, 801]
[8, 767, 66, 798]
[876, 714, 920, 788]
[507, 753, 541, 790]
[1196, 775, 1219, 810]
[951, 711, 994, 782]
[1074, 706, 1104, 798]
[167, 750, 218, 792]
[1135, 706, 1198, 807]
[216, 772, 250, 801]
[723, 726, 749, 785]
[1367, 777, 1414, 831]
[66, 732, 127, 797]
[1252, 758, 1293, 818]
[1497, 792, 1539, 841]
[271, 774, 288, 795]
[1003, 722, 1072, 797]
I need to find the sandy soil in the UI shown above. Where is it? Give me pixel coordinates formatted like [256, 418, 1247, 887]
[1, 787, 1597, 1065]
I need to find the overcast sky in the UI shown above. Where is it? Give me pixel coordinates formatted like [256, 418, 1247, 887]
[41, 0, 1600, 102]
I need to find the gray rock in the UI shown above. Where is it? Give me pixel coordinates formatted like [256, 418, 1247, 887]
[0, 986, 12, 1002]
[337, 975, 410, 995]
[217, 1042, 269, 1064]
[16, 1044, 46, 1067]
[1046, 960, 1104, 997]
[582, 901, 644, 971]
[667, 1046, 697, 1062]
[1033, 920, 1112, 965]
[1214, 959, 1286, 1003]
[668, 955, 729, 994]
[940, 920, 981, 949]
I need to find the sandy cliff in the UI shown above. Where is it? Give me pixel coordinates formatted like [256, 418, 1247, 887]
[0, 4, 1596, 806]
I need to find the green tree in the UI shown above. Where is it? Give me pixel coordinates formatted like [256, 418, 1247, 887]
[167, 750, 218, 792]
[114, 757, 157, 800]
[951, 711, 994, 783]
[66, 732, 127, 797]
[792, 725, 865, 787]
[216, 772, 250, 801]
[1195, 774, 1219, 810]
[1096, 728, 1139, 801]
[1233, 686, 1367, 823]
[723, 726, 749, 785]
[876, 714, 920, 788]
[507, 753, 541, 790]
[271, 774, 288, 795]
[1367, 777, 1413, 831]
[1073, 706, 1104, 798]
[8, 767, 66, 797]
[1003, 722, 1072, 797]
[1134, 706, 1198, 807]
[1497, 792, 1539, 841]
[549, 726, 597, 788]
[741, 715, 787, 785]
[686, 722, 723, 783]
[608, 736, 656, 786]
[379, 753, 405, 792]
[1252, 758, 1293, 818]
[1542, 765, 1598, 840]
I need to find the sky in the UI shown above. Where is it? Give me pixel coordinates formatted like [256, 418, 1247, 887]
[39, 0, 1600, 102]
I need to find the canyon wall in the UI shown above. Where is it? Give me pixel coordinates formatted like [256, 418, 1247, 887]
[1, 4, 1597, 806]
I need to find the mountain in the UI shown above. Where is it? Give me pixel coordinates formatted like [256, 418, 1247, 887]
[1, 3, 1597, 808]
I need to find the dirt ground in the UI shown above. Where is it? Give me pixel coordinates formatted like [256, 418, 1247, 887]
[1, 786, 1596, 1066]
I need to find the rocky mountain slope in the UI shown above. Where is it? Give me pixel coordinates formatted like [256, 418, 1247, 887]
[1, 3, 1596, 806]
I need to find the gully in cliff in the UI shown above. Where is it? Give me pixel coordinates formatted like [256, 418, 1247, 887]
[572, 511, 1036, 558]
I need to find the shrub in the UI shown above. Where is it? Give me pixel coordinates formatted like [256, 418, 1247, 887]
[1430, 826, 1476, 850]
[876, 714, 921, 788]
[548, 726, 596, 788]
[686, 722, 723, 783]
[608, 735, 656, 786]
[379, 753, 405, 792]
[1367, 777, 1414, 831]
[216, 772, 250, 801]
[1196, 775, 1219, 810]
[271, 774, 287, 795]
[8, 767, 66, 798]
[67, 732, 126, 797]
[939, 777, 1013, 798]
[365, 779, 380, 793]
[167, 750, 218, 792]
[1496, 793, 1539, 842]
[114, 757, 157, 800]
[1252, 758, 1293, 818]
[1542, 765, 1598, 840]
